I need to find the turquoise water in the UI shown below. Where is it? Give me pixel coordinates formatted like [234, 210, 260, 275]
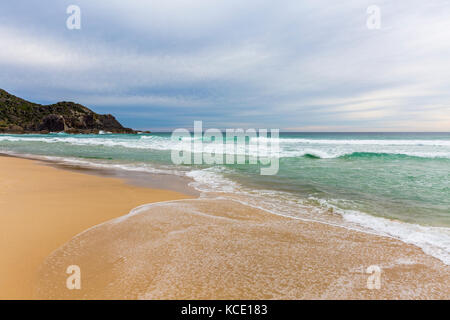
[1, 132, 449, 263]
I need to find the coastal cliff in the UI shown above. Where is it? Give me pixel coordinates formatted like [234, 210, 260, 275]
[0, 89, 136, 134]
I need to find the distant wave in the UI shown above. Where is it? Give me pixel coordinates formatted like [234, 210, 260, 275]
[251, 137, 450, 146]
[293, 151, 450, 160]
[1, 135, 450, 159]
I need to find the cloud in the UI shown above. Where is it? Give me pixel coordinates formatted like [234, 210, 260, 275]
[0, 26, 84, 69]
[0, 0, 449, 130]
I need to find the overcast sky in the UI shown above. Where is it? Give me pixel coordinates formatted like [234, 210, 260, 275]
[1, 0, 450, 131]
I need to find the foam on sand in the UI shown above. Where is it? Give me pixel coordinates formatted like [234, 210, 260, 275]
[35, 199, 449, 300]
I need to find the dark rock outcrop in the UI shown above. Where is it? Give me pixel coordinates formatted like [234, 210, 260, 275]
[0, 89, 136, 134]
[39, 114, 66, 132]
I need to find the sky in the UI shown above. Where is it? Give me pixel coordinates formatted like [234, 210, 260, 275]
[1, 0, 450, 131]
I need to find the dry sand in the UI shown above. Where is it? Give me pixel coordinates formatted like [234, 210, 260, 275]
[0, 155, 191, 299]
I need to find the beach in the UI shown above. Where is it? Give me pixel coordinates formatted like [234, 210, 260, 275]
[0, 155, 448, 299]
[0, 155, 191, 299]
[35, 199, 450, 300]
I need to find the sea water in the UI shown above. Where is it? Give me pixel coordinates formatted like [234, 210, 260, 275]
[1, 132, 449, 264]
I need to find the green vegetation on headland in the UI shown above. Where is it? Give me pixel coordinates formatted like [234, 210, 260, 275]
[0, 89, 148, 134]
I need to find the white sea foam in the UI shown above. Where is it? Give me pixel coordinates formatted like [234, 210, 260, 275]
[342, 209, 450, 265]
[186, 166, 450, 265]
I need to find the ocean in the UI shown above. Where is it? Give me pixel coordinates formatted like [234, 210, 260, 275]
[1, 132, 449, 264]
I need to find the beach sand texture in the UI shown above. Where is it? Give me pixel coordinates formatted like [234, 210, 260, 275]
[0, 156, 190, 299]
[36, 201, 450, 299]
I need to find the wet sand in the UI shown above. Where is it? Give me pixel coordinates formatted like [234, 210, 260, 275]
[0, 155, 191, 299]
[36, 199, 450, 299]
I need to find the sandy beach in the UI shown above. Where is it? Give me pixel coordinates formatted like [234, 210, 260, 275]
[36, 199, 450, 300]
[0, 155, 191, 299]
[0, 155, 449, 300]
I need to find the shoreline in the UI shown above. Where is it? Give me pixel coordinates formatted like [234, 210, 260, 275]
[0, 155, 192, 299]
[0, 154, 448, 299]
[0, 151, 200, 197]
[37, 198, 450, 299]
[3, 150, 449, 266]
